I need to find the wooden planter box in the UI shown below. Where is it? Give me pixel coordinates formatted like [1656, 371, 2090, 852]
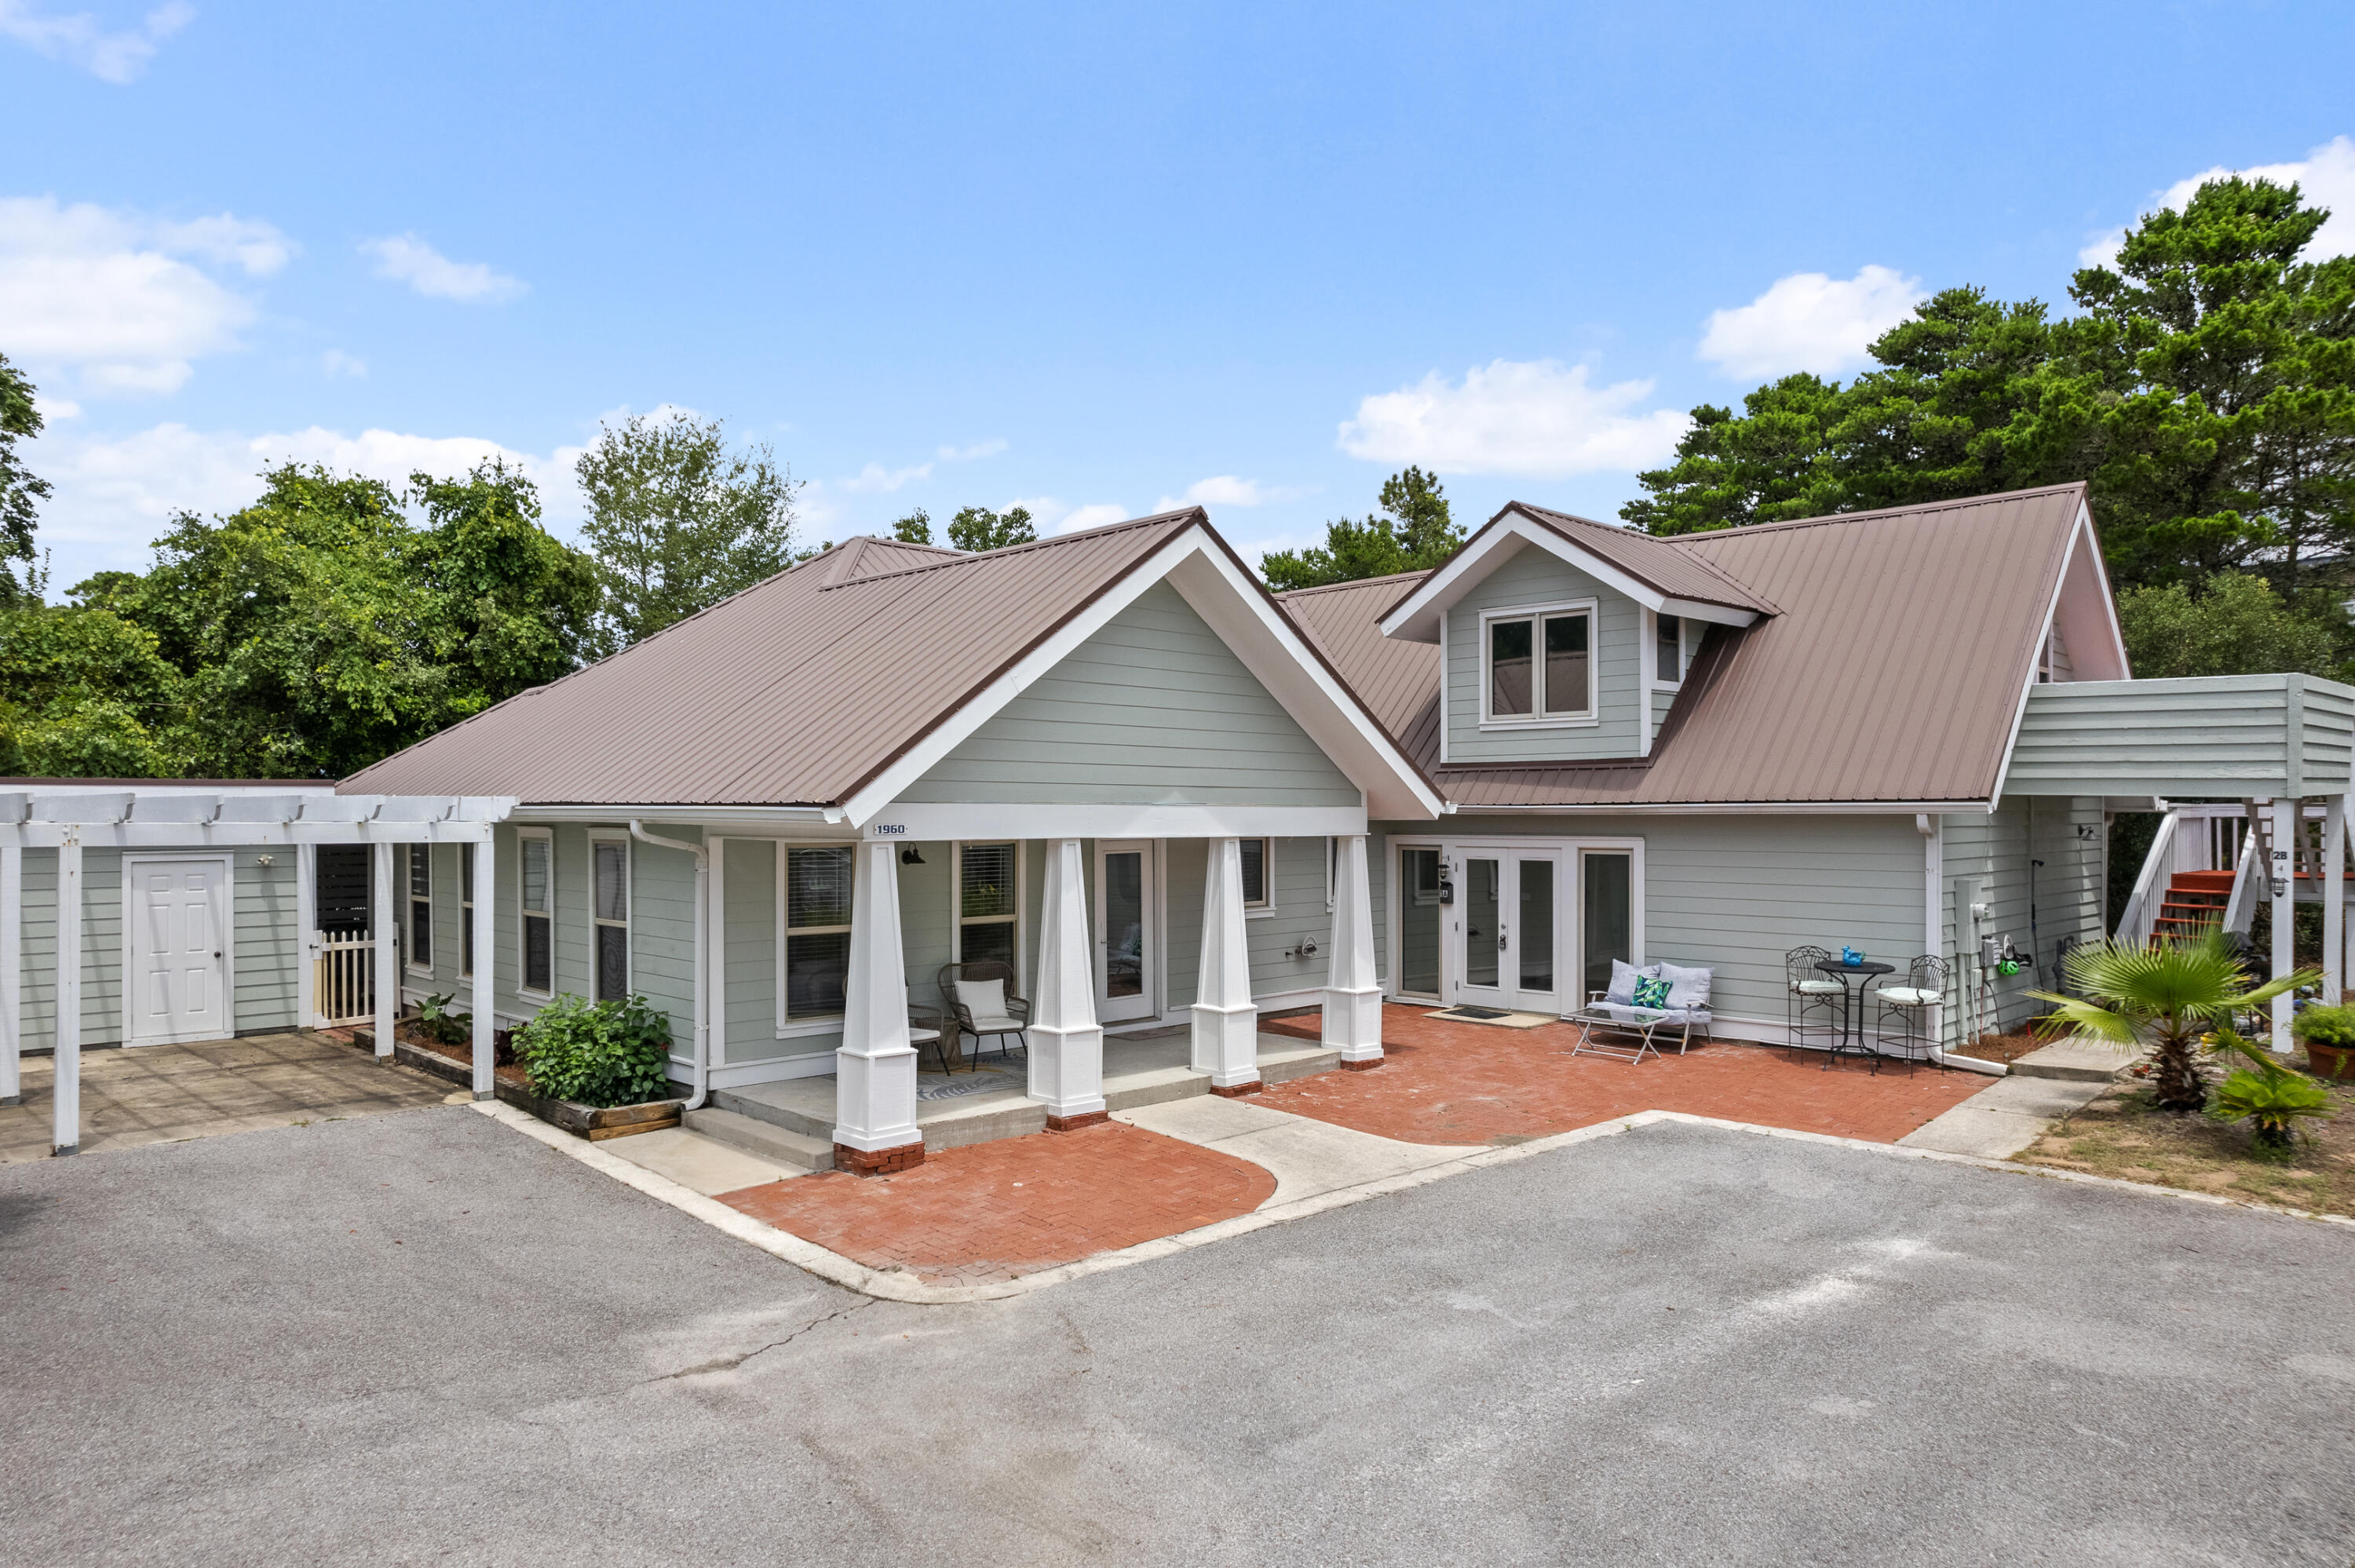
[352, 1026, 681, 1141]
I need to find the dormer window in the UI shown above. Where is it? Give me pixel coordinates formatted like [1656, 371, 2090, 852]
[1656, 613, 1683, 685]
[1482, 601, 1595, 725]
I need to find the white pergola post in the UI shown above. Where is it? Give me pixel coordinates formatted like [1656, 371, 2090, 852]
[53, 833, 82, 1157]
[1029, 837, 1107, 1128]
[471, 836, 496, 1099]
[831, 839, 923, 1172]
[372, 841, 397, 1060]
[1190, 836, 1260, 1093]
[1, 841, 20, 1106]
[1321, 834, 1383, 1067]
[2271, 797, 2298, 1053]
[2326, 796, 2347, 1008]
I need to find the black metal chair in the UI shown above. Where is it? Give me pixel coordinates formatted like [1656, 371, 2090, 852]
[1871, 954, 1949, 1075]
[1785, 946, 1846, 1060]
[937, 961, 1031, 1069]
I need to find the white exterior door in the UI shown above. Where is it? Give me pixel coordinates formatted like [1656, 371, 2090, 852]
[1095, 839, 1156, 1023]
[128, 856, 231, 1045]
[1446, 846, 1565, 1015]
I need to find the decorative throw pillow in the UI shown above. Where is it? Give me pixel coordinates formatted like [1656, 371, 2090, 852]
[1605, 958, 1656, 1006]
[955, 978, 1008, 1021]
[1631, 974, 1673, 1010]
[1657, 961, 1712, 1010]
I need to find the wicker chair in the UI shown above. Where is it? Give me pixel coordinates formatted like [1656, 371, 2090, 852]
[1871, 954, 1949, 1075]
[937, 961, 1031, 1069]
[1785, 946, 1846, 1059]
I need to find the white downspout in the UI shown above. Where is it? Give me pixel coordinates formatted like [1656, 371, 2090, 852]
[629, 821, 709, 1110]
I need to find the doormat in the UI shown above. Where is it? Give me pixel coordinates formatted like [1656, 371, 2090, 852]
[1424, 1006, 1557, 1030]
[917, 1068, 1027, 1102]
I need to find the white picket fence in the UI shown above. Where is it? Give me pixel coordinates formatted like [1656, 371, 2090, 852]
[314, 931, 376, 1026]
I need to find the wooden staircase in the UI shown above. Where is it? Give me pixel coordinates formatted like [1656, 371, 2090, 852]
[2149, 869, 2236, 944]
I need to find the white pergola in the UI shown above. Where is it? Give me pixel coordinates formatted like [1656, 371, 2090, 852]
[0, 789, 517, 1157]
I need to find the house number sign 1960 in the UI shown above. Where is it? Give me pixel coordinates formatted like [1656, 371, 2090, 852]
[868, 824, 906, 837]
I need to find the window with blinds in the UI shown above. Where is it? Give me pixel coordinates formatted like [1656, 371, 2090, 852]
[783, 846, 853, 1018]
[407, 844, 433, 970]
[958, 842, 1018, 969]
[520, 830, 553, 994]
[593, 838, 629, 1001]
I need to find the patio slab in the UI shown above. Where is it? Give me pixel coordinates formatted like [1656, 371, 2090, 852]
[1897, 1074, 2111, 1158]
[1115, 1092, 1479, 1205]
[0, 1032, 459, 1164]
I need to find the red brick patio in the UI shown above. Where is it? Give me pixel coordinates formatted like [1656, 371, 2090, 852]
[1258, 1005, 1985, 1145]
[715, 1121, 1276, 1286]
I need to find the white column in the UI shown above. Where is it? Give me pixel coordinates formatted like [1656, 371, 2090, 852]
[372, 842, 397, 1059]
[1, 842, 20, 1106]
[2271, 797, 2297, 1053]
[1321, 835, 1382, 1065]
[2326, 797, 2347, 1008]
[1029, 838, 1106, 1123]
[831, 839, 922, 1163]
[53, 833, 82, 1156]
[1190, 836, 1260, 1090]
[471, 835, 496, 1099]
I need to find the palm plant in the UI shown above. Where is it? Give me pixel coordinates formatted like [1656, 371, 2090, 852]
[2203, 1027, 2335, 1156]
[2029, 928, 2314, 1112]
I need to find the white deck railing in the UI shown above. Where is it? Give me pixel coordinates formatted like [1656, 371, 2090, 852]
[2116, 802, 2345, 945]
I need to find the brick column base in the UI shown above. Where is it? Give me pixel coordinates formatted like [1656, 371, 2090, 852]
[1338, 1056, 1385, 1071]
[1207, 1080, 1265, 1098]
[1045, 1110, 1109, 1132]
[833, 1141, 925, 1176]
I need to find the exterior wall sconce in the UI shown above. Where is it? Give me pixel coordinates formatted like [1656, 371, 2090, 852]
[900, 847, 926, 866]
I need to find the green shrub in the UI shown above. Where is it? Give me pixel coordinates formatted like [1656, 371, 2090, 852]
[2205, 1028, 2334, 1158]
[416, 990, 472, 1045]
[513, 993, 674, 1108]
[2291, 1004, 2355, 1049]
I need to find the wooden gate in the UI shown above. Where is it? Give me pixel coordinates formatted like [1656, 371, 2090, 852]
[316, 930, 375, 1026]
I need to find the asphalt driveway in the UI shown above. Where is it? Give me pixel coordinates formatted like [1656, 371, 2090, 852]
[4, 1104, 2351, 1565]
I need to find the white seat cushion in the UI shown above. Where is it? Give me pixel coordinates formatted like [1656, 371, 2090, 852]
[955, 978, 1007, 1020]
[1791, 979, 1846, 994]
[966, 1014, 1024, 1034]
[1876, 986, 1941, 1007]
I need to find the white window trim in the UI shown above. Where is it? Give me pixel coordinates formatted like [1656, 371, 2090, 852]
[517, 826, 554, 1000]
[1478, 598, 1599, 729]
[588, 830, 632, 1001]
[776, 840, 856, 1033]
[405, 843, 433, 977]
[1382, 835, 1646, 1005]
[1241, 836, 1275, 917]
[951, 840, 1028, 975]
[1652, 610, 1685, 689]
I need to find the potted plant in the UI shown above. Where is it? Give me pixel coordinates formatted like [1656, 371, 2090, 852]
[2291, 1003, 2355, 1082]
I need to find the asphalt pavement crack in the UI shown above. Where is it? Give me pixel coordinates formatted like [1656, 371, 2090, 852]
[644, 1297, 879, 1384]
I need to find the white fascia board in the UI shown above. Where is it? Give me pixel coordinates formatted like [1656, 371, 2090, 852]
[1988, 516, 2099, 804]
[2057, 503, 2130, 680]
[2, 820, 498, 849]
[1428, 799, 1990, 816]
[862, 803, 1368, 841]
[1163, 544, 1443, 821]
[840, 524, 1443, 827]
[1377, 514, 1762, 644]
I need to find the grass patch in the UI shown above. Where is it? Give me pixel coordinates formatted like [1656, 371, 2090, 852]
[2014, 1070, 2355, 1216]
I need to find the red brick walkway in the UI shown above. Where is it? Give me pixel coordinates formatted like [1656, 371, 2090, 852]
[1258, 1005, 1984, 1145]
[715, 1121, 1276, 1286]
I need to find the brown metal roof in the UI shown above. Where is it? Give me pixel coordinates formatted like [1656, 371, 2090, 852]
[1283, 483, 2092, 807]
[1507, 503, 1778, 614]
[342, 512, 1204, 806]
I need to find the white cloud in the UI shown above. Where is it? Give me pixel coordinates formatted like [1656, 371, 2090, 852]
[1339, 359, 1688, 478]
[25, 421, 588, 581]
[1696, 265, 1925, 380]
[937, 439, 1008, 461]
[2083, 134, 2355, 268]
[838, 460, 932, 494]
[1151, 475, 1312, 512]
[0, 195, 290, 396]
[319, 349, 365, 378]
[1009, 496, 1131, 536]
[0, 0, 193, 84]
[360, 232, 528, 304]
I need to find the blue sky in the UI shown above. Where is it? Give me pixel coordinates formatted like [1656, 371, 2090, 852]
[5, 1, 2352, 589]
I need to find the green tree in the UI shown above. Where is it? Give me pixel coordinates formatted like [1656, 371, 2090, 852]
[2115, 571, 2337, 679]
[0, 602, 185, 776]
[1620, 375, 1848, 534]
[411, 460, 602, 707]
[1260, 466, 1466, 590]
[575, 413, 801, 646]
[2032, 929, 2309, 1112]
[0, 351, 52, 605]
[946, 504, 1036, 552]
[892, 507, 933, 545]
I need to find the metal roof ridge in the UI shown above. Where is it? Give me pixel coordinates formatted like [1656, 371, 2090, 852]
[1501, 501, 1777, 613]
[1272, 568, 1435, 600]
[1671, 480, 2091, 542]
[813, 509, 1201, 590]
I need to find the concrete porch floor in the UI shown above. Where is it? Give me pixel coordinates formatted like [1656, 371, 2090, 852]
[0, 1032, 461, 1164]
[688, 1026, 1340, 1168]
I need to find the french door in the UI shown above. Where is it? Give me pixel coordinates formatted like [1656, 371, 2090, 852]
[1446, 848, 1565, 1014]
[1095, 840, 1156, 1023]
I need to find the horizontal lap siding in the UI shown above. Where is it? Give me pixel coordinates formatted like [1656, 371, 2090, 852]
[1445, 551, 1642, 764]
[2302, 684, 2355, 795]
[721, 837, 790, 1064]
[2006, 676, 2355, 798]
[1165, 837, 1204, 1009]
[900, 582, 1359, 807]
[1944, 799, 2105, 1039]
[1245, 838, 1334, 999]
[231, 849, 298, 1033]
[630, 830, 699, 1059]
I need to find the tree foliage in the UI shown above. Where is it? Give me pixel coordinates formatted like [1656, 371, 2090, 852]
[0, 351, 53, 607]
[892, 507, 933, 545]
[2115, 571, 2336, 679]
[575, 412, 801, 647]
[1260, 467, 1466, 591]
[0, 602, 184, 776]
[946, 504, 1036, 552]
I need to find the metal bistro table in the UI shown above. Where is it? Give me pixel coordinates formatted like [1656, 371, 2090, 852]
[1813, 957, 1893, 1071]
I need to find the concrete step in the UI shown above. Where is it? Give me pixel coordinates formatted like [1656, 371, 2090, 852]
[710, 1085, 833, 1141]
[2010, 1040, 2136, 1082]
[681, 1106, 834, 1171]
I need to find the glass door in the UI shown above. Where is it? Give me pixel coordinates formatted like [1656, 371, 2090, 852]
[1447, 848, 1564, 1014]
[1397, 846, 1444, 999]
[1581, 850, 1633, 1008]
[1096, 840, 1156, 1023]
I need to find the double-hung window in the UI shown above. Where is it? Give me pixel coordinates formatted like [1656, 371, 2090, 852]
[1656, 613, 1683, 684]
[1483, 603, 1594, 724]
[519, 830, 553, 996]
[407, 844, 433, 972]
[957, 842, 1019, 969]
[1240, 838, 1272, 910]
[592, 837, 630, 1001]
[459, 848, 474, 978]
[781, 846, 854, 1019]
